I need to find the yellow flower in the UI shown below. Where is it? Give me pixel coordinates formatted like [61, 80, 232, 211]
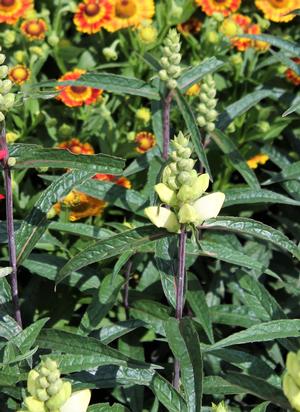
[136, 107, 151, 123]
[247, 153, 269, 169]
[283, 351, 300, 411]
[135, 131, 156, 153]
[185, 83, 201, 96]
[144, 206, 180, 233]
[8, 65, 31, 85]
[6, 131, 20, 143]
[138, 24, 157, 43]
[255, 0, 297, 23]
[104, 0, 155, 32]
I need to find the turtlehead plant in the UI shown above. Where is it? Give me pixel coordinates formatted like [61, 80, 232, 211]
[18, 358, 91, 412]
[196, 73, 218, 133]
[158, 29, 182, 89]
[283, 350, 300, 411]
[0, 46, 15, 122]
[145, 132, 225, 232]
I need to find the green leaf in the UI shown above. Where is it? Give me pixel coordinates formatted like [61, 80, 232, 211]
[151, 99, 164, 151]
[206, 319, 300, 351]
[155, 237, 177, 309]
[223, 187, 300, 207]
[10, 318, 48, 353]
[77, 180, 147, 214]
[37, 329, 158, 370]
[34, 73, 160, 100]
[96, 320, 145, 344]
[16, 170, 94, 264]
[112, 251, 133, 284]
[211, 129, 260, 189]
[263, 160, 300, 185]
[217, 90, 276, 131]
[131, 299, 171, 336]
[49, 222, 114, 240]
[269, 49, 300, 75]
[22, 253, 100, 291]
[150, 372, 188, 412]
[165, 318, 203, 412]
[251, 401, 270, 412]
[209, 305, 259, 328]
[177, 58, 224, 91]
[123, 147, 160, 176]
[9, 144, 125, 173]
[203, 376, 244, 395]
[57, 226, 170, 285]
[88, 404, 130, 412]
[174, 90, 212, 180]
[237, 33, 300, 56]
[282, 97, 300, 117]
[223, 372, 289, 409]
[187, 273, 214, 344]
[78, 274, 125, 336]
[203, 216, 300, 259]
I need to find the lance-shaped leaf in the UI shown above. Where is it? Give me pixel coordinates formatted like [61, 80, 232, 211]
[237, 33, 300, 56]
[16, 170, 94, 264]
[165, 318, 203, 412]
[9, 144, 125, 173]
[174, 90, 212, 180]
[223, 187, 300, 207]
[57, 226, 170, 285]
[32, 73, 160, 100]
[203, 216, 300, 259]
[211, 129, 260, 189]
[177, 58, 225, 91]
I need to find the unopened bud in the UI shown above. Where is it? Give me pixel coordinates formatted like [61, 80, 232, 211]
[159, 69, 169, 81]
[167, 79, 177, 89]
[4, 93, 15, 110]
[7, 157, 16, 167]
[0, 65, 8, 79]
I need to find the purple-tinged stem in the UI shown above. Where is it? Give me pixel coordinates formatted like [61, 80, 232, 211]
[163, 91, 173, 160]
[0, 127, 22, 328]
[124, 259, 132, 319]
[173, 225, 187, 389]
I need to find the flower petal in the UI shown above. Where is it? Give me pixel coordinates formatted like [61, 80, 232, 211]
[61, 389, 91, 412]
[193, 192, 225, 224]
[144, 206, 180, 233]
[155, 183, 177, 206]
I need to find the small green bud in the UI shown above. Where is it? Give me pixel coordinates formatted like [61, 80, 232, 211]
[206, 110, 218, 121]
[169, 53, 181, 65]
[177, 158, 194, 171]
[39, 377, 49, 389]
[36, 388, 49, 402]
[0, 79, 12, 94]
[45, 381, 72, 410]
[28, 370, 40, 397]
[47, 379, 63, 396]
[39, 367, 50, 377]
[181, 147, 192, 159]
[58, 123, 73, 138]
[48, 370, 60, 383]
[199, 93, 209, 103]
[160, 57, 170, 68]
[207, 89, 217, 99]
[197, 116, 207, 127]
[0, 111, 4, 122]
[103, 46, 118, 61]
[177, 170, 196, 185]
[178, 203, 200, 225]
[7, 157, 16, 167]
[48, 33, 60, 47]
[44, 358, 58, 372]
[163, 46, 172, 57]
[167, 79, 178, 89]
[4, 93, 15, 110]
[0, 65, 8, 79]
[169, 162, 178, 174]
[167, 175, 179, 191]
[0, 54, 5, 65]
[207, 122, 216, 132]
[159, 69, 169, 81]
[197, 103, 208, 114]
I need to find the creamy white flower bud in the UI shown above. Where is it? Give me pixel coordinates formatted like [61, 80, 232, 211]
[0, 54, 6, 65]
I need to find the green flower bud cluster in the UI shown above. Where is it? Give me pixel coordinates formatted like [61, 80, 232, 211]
[0, 46, 15, 122]
[212, 401, 229, 411]
[20, 358, 72, 412]
[158, 29, 182, 89]
[196, 74, 218, 133]
[144, 132, 225, 232]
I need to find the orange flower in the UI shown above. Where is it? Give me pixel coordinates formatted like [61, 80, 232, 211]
[20, 18, 47, 40]
[0, 0, 33, 25]
[185, 83, 201, 96]
[56, 68, 102, 108]
[247, 154, 269, 169]
[177, 17, 202, 36]
[59, 190, 107, 221]
[135, 131, 156, 154]
[195, 0, 240, 17]
[104, 0, 155, 32]
[255, 0, 297, 23]
[94, 173, 131, 189]
[58, 138, 95, 155]
[285, 58, 300, 86]
[73, 0, 113, 34]
[8, 64, 31, 85]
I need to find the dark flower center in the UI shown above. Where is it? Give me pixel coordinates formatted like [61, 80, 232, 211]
[84, 3, 100, 16]
[1, 0, 15, 6]
[70, 85, 87, 94]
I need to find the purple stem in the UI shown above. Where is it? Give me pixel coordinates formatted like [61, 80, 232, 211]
[124, 259, 132, 319]
[162, 91, 173, 160]
[173, 225, 187, 390]
[0, 127, 22, 327]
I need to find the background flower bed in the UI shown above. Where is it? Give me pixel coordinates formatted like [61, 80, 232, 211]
[0, 0, 299, 411]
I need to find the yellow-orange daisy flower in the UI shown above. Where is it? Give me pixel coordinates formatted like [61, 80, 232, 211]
[195, 0, 240, 17]
[255, 0, 297, 23]
[247, 23, 269, 51]
[135, 131, 156, 154]
[73, 0, 113, 34]
[94, 173, 131, 189]
[8, 64, 31, 85]
[20, 18, 47, 40]
[0, 0, 33, 25]
[56, 69, 103, 108]
[104, 0, 155, 33]
[285, 58, 300, 86]
[58, 190, 107, 221]
[247, 154, 269, 169]
[177, 17, 202, 36]
[58, 138, 95, 155]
